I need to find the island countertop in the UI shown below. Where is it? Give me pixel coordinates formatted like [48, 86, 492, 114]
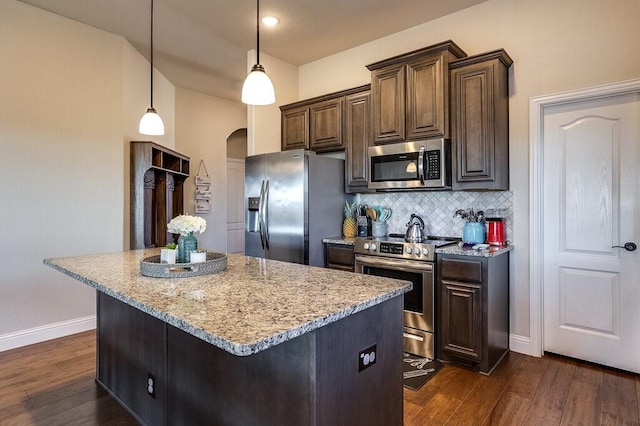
[44, 250, 411, 356]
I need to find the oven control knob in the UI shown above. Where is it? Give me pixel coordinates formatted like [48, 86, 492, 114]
[370, 243, 377, 251]
[405, 246, 412, 254]
[363, 242, 370, 250]
[414, 247, 421, 256]
[423, 248, 429, 257]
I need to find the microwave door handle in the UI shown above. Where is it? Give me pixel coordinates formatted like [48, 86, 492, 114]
[417, 146, 425, 185]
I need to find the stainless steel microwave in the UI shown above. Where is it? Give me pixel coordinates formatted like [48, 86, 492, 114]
[368, 139, 451, 190]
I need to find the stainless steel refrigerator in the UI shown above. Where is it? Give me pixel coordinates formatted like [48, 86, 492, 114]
[245, 149, 347, 267]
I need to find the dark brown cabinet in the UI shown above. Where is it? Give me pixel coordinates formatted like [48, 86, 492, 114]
[324, 243, 355, 272]
[280, 85, 371, 192]
[367, 41, 466, 144]
[369, 63, 405, 143]
[97, 292, 167, 425]
[97, 286, 403, 425]
[281, 87, 368, 153]
[344, 90, 373, 193]
[310, 98, 343, 151]
[281, 106, 309, 151]
[450, 50, 512, 190]
[437, 253, 509, 375]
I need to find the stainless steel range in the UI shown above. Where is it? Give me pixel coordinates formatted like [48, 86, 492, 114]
[354, 235, 458, 359]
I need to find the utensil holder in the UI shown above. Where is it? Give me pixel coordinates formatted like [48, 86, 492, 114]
[463, 222, 485, 244]
[372, 221, 387, 238]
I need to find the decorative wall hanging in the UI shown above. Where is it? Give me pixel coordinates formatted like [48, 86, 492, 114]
[195, 160, 212, 213]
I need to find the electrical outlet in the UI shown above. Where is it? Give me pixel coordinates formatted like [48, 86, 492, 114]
[358, 344, 377, 372]
[147, 373, 155, 398]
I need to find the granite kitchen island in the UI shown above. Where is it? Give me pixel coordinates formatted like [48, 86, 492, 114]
[45, 250, 410, 426]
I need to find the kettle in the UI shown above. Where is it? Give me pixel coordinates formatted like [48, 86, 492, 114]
[404, 214, 425, 242]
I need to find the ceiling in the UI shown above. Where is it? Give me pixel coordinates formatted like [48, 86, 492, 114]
[18, 0, 486, 101]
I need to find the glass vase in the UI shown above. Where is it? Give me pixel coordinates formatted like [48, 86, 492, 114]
[177, 232, 198, 263]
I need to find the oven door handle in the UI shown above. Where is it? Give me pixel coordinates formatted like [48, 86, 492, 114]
[354, 255, 433, 272]
[403, 332, 425, 342]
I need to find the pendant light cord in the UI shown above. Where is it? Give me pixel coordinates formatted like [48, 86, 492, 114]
[150, 0, 155, 108]
[256, 0, 260, 65]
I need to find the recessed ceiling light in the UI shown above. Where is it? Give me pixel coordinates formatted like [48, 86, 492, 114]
[261, 16, 279, 27]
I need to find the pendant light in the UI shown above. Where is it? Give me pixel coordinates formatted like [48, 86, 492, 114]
[242, 0, 275, 105]
[139, 0, 165, 135]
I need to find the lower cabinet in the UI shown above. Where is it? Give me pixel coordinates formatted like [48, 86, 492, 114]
[324, 243, 355, 272]
[97, 292, 167, 425]
[96, 291, 403, 425]
[437, 253, 509, 374]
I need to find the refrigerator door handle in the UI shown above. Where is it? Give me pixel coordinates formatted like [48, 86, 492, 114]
[259, 180, 266, 250]
[263, 180, 270, 249]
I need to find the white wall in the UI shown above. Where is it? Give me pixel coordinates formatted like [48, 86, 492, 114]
[0, 0, 175, 349]
[123, 42, 176, 249]
[175, 88, 247, 252]
[295, 0, 640, 343]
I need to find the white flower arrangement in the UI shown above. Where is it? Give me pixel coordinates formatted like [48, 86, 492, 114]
[167, 214, 207, 236]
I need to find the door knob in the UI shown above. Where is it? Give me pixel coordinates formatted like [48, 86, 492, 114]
[612, 242, 637, 252]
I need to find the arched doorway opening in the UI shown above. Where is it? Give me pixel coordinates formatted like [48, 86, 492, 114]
[226, 128, 247, 253]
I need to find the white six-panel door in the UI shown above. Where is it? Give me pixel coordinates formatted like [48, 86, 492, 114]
[542, 92, 639, 373]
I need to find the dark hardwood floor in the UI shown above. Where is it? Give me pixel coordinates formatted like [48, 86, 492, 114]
[1, 331, 638, 425]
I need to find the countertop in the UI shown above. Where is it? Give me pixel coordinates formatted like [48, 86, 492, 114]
[322, 236, 356, 246]
[44, 250, 411, 356]
[435, 243, 513, 257]
[323, 236, 513, 258]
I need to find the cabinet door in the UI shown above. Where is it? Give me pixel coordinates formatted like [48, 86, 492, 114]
[451, 55, 510, 190]
[324, 243, 355, 272]
[344, 91, 372, 192]
[371, 64, 405, 144]
[282, 106, 309, 151]
[310, 98, 343, 152]
[440, 280, 483, 362]
[406, 54, 448, 139]
[97, 293, 167, 425]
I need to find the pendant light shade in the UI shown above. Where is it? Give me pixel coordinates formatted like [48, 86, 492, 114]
[139, 0, 165, 135]
[242, 64, 275, 105]
[242, 0, 275, 105]
[139, 107, 165, 135]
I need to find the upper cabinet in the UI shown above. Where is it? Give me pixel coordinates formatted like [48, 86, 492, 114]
[450, 50, 513, 190]
[367, 41, 467, 144]
[344, 89, 373, 193]
[279, 41, 513, 194]
[281, 87, 368, 153]
[280, 85, 372, 193]
[309, 97, 343, 152]
[281, 106, 309, 151]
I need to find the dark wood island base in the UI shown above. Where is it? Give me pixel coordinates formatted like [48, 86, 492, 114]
[97, 292, 403, 426]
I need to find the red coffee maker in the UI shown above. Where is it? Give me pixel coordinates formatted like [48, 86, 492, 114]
[485, 209, 506, 246]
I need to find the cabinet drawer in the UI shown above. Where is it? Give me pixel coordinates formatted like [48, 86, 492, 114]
[324, 244, 354, 271]
[439, 258, 483, 282]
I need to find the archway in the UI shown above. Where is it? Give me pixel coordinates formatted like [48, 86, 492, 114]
[226, 128, 247, 253]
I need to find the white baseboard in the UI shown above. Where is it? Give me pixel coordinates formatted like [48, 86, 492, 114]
[509, 333, 538, 357]
[0, 315, 96, 352]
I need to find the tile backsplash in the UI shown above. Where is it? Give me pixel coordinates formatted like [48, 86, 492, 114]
[357, 191, 513, 242]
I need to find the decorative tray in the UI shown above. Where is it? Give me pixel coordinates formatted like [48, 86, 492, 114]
[140, 251, 227, 278]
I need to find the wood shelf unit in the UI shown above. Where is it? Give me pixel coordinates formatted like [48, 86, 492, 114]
[130, 141, 190, 249]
